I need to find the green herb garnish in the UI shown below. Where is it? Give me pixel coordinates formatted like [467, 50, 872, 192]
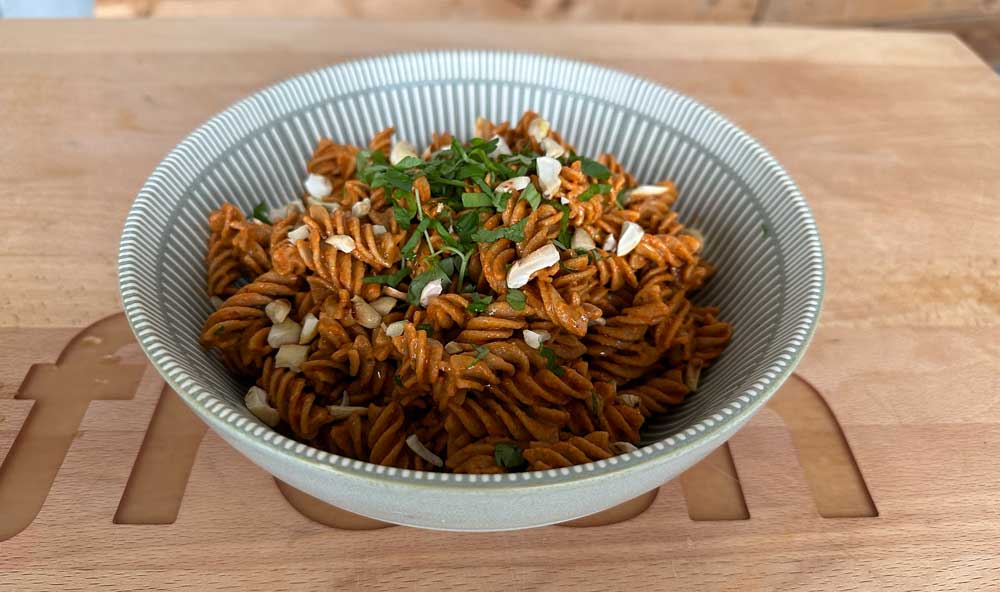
[362, 266, 411, 287]
[394, 374, 404, 386]
[576, 183, 611, 202]
[539, 345, 565, 377]
[470, 218, 528, 243]
[467, 293, 493, 314]
[520, 183, 541, 210]
[493, 442, 525, 469]
[506, 288, 526, 311]
[251, 203, 272, 225]
[579, 157, 611, 180]
[416, 323, 433, 334]
[406, 262, 451, 306]
[467, 344, 490, 368]
[462, 192, 493, 208]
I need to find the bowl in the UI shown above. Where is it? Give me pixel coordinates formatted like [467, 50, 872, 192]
[118, 51, 824, 531]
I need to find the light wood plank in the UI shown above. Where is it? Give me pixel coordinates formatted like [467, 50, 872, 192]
[0, 20, 999, 591]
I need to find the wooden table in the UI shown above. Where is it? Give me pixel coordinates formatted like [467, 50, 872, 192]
[1, 20, 999, 591]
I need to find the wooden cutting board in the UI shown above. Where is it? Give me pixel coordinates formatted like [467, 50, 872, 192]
[1, 20, 999, 592]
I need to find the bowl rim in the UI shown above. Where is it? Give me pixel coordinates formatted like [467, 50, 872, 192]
[118, 49, 825, 491]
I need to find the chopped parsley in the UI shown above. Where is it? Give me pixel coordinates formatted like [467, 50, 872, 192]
[520, 183, 541, 210]
[470, 218, 528, 243]
[462, 192, 493, 208]
[416, 323, 433, 334]
[576, 183, 611, 202]
[251, 203, 272, 225]
[494, 442, 525, 469]
[505, 288, 526, 311]
[406, 262, 451, 306]
[467, 293, 493, 313]
[539, 345, 565, 377]
[363, 266, 410, 287]
[579, 157, 611, 180]
[467, 344, 490, 368]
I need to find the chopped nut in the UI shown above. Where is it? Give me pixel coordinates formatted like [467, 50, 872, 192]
[522, 329, 551, 349]
[265, 299, 291, 324]
[267, 319, 301, 348]
[325, 234, 356, 253]
[571, 227, 596, 251]
[384, 320, 408, 337]
[275, 344, 308, 372]
[616, 221, 644, 257]
[245, 386, 280, 427]
[390, 140, 418, 165]
[304, 174, 332, 199]
[406, 434, 444, 467]
[351, 295, 382, 329]
[299, 312, 319, 344]
[506, 244, 560, 289]
[419, 278, 443, 307]
[536, 156, 562, 197]
[287, 225, 310, 243]
[528, 117, 550, 143]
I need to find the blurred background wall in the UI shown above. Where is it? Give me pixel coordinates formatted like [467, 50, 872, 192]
[48, 0, 1000, 70]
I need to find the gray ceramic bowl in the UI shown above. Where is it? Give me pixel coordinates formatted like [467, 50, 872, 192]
[118, 51, 823, 531]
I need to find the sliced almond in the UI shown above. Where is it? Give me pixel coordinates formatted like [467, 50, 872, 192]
[327, 405, 368, 420]
[571, 227, 596, 251]
[630, 184, 670, 197]
[618, 393, 642, 408]
[490, 135, 512, 157]
[507, 244, 560, 289]
[369, 296, 397, 316]
[382, 286, 407, 300]
[419, 278, 443, 307]
[299, 312, 319, 344]
[275, 344, 308, 372]
[527, 116, 550, 143]
[522, 329, 551, 349]
[244, 386, 280, 427]
[602, 233, 617, 252]
[372, 224, 388, 236]
[390, 140, 418, 165]
[405, 434, 444, 467]
[325, 234, 356, 253]
[287, 224, 310, 243]
[541, 137, 565, 159]
[384, 320, 408, 337]
[351, 198, 371, 218]
[267, 319, 301, 348]
[616, 221, 644, 257]
[536, 156, 562, 197]
[351, 295, 382, 329]
[265, 299, 291, 324]
[304, 174, 332, 199]
[444, 341, 463, 354]
[495, 176, 531, 194]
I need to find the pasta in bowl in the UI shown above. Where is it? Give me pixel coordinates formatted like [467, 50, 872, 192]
[199, 111, 732, 473]
[118, 51, 823, 530]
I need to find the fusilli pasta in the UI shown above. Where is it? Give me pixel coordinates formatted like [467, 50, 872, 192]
[200, 112, 731, 473]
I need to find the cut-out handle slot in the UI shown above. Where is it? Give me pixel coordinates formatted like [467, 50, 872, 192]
[681, 443, 750, 520]
[768, 375, 877, 518]
[115, 386, 207, 524]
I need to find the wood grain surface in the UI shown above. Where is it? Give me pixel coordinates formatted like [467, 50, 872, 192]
[1, 20, 999, 591]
